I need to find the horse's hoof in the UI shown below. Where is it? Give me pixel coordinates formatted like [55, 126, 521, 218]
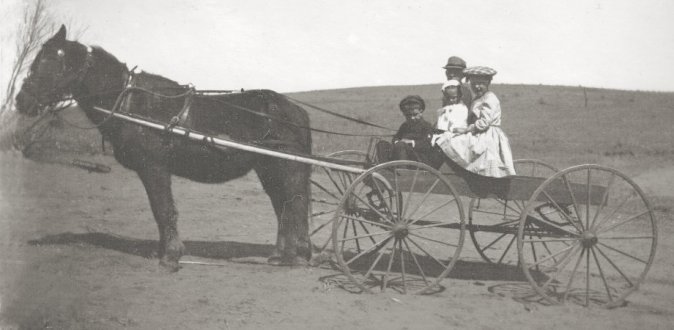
[267, 256, 283, 266]
[159, 258, 181, 272]
[267, 255, 309, 267]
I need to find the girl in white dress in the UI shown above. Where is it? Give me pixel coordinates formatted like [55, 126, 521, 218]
[436, 67, 516, 177]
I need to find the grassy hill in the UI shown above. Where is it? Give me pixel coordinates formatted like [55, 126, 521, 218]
[12, 83, 674, 174]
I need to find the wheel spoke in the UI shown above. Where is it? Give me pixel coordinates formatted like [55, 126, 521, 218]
[562, 247, 586, 302]
[597, 242, 648, 264]
[402, 167, 420, 219]
[592, 194, 631, 232]
[596, 210, 650, 234]
[408, 232, 458, 248]
[350, 190, 395, 225]
[310, 216, 336, 236]
[399, 240, 407, 294]
[561, 174, 585, 231]
[493, 198, 521, 215]
[594, 245, 634, 287]
[371, 176, 396, 221]
[522, 237, 580, 243]
[497, 235, 517, 264]
[357, 220, 379, 245]
[337, 228, 391, 243]
[598, 236, 654, 240]
[363, 249, 386, 280]
[404, 178, 440, 222]
[527, 243, 575, 269]
[591, 246, 614, 303]
[540, 243, 582, 290]
[590, 173, 616, 230]
[407, 236, 449, 270]
[408, 221, 458, 231]
[382, 238, 398, 292]
[310, 179, 341, 202]
[541, 190, 583, 233]
[585, 169, 592, 230]
[403, 238, 428, 285]
[408, 197, 457, 226]
[340, 214, 392, 229]
[471, 208, 520, 219]
[479, 232, 509, 253]
[345, 234, 394, 266]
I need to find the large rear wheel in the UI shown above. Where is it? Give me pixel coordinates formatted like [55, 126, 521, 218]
[518, 165, 657, 307]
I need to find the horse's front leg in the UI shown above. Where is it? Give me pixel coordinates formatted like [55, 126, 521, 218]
[137, 165, 185, 272]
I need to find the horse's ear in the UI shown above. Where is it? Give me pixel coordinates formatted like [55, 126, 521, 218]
[53, 24, 66, 42]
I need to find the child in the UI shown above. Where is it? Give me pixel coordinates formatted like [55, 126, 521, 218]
[435, 80, 469, 134]
[375, 95, 436, 165]
[436, 67, 516, 177]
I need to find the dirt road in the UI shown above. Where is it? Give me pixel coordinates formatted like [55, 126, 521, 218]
[1, 152, 673, 329]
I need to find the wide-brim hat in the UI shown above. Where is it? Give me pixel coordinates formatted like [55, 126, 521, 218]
[442, 56, 466, 69]
[463, 66, 497, 78]
[399, 95, 426, 111]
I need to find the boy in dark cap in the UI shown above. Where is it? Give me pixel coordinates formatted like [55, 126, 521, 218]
[375, 95, 438, 165]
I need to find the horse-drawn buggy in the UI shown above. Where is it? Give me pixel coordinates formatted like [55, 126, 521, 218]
[16, 26, 657, 308]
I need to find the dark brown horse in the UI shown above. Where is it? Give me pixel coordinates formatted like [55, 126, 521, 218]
[15, 25, 313, 271]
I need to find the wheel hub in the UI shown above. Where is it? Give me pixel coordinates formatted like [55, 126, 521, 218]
[580, 231, 598, 248]
[392, 223, 409, 239]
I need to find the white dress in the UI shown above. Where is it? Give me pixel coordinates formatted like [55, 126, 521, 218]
[435, 103, 468, 132]
[438, 91, 516, 177]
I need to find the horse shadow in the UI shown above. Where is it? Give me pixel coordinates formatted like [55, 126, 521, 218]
[28, 232, 275, 261]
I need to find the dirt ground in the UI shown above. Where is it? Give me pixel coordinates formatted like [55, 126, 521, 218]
[1, 151, 673, 329]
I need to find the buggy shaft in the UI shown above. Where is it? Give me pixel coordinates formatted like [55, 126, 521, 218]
[92, 106, 365, 174]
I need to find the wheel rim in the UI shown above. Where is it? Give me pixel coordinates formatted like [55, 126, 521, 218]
[468, 159, 558, 265]
[518, 164, 657, 307]
[332, 160, 466, 294]
[309, 150, 368, 261]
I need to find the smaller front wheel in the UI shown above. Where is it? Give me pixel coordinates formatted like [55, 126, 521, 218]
[332, 160, 466, 294]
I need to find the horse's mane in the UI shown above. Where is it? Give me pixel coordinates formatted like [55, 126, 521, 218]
[89, 45, 180, 89]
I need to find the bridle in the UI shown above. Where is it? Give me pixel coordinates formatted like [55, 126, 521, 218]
[21, 45, 95, 112]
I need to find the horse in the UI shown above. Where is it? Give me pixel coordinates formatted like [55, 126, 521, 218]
[15, 25, 313, 271]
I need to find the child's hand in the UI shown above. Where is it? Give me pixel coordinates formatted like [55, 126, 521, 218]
[400, 139, 415, 147]
[452, 127, 468, 134]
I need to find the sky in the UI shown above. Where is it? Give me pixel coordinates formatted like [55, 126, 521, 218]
[2, 0, 674, 93]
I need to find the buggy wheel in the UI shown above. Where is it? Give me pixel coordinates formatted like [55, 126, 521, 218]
[309, 150, 368, 263]
[332, 160, 465, 294]
[468, 159, 558, 265]
[518, 165, 657, 307]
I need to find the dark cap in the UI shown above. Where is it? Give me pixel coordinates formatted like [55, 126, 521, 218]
[399, 95, 425, 111]
[442, 56, 467, 69]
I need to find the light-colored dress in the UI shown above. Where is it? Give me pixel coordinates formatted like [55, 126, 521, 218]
[435, 103, 468, 132]
[438, 91, 516, 177]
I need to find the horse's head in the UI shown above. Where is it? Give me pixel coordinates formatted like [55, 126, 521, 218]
[16, 25, 90, 116]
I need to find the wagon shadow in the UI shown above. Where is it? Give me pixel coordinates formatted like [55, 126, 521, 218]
[28, 232, 275, 260]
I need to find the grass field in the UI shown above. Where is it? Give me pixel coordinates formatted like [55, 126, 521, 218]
[11, 83, 674, 174]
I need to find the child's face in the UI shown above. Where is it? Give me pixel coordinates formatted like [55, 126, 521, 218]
[443, 87, 460, 104]
[401, 104, 423, 122]
[445, 68, 464, 81]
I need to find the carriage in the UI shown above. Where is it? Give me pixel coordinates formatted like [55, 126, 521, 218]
[77, 98, 657, 308]
[16, 26, 657, 309]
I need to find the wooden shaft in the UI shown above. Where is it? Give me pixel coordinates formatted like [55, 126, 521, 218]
[92, 106, 365, 174]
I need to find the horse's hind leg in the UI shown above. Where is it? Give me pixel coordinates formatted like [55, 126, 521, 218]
[256, 158, 311, 266]
[137, 165, 185, 272]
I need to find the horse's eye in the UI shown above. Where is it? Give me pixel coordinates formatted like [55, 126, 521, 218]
[57, 49, 65, 57]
